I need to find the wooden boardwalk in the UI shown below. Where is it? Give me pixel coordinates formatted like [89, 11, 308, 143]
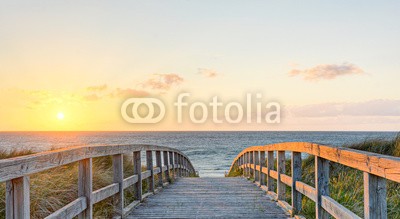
[128, 177, 288, 218]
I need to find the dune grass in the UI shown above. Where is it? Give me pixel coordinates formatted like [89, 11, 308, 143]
[228, 134, 400, 218]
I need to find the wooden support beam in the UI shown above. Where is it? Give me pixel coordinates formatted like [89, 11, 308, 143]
[157, 151, 165, 186]
[169, 151, 175, 180]
[78, 158, 93, 219]
[267, 151, 275, 192]
[112, 154, 124, 216]
[133, 151, 142, 201]
[146, 151, 154, 193]
[254, 151, 259, 183]
[364, 172, 387, 219]
[291, 152, 302, 216]
[250, 151, 254, 180]
[316, 156, 329, 219]
[259, 151, 266, 186]
[164, 151, 171, 183]
[277, 151, 286, 201]
[6, 176, 30, 219]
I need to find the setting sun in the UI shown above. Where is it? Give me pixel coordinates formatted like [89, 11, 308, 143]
[57, 112, 65, 120]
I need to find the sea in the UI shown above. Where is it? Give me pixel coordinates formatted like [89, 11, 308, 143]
[0, 131, 397, 177]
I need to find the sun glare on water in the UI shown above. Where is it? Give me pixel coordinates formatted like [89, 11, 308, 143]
[57, 112, 65, 120]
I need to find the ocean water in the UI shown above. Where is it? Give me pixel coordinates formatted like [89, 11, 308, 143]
[0, 131, 397, 177]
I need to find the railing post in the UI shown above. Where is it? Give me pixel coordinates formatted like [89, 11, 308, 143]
[250, 151, 254, 180]
[156, 151, 163, 187]
[146, 150, 155, 193]
[180, 154, 183, 177]
[112, 154, 124, 216]
[169, 151, 175, 180]
[364, 172, 387, 219]
[267, 151, 274, 191]
[243, 153, 247, 177]
[6, 176, 30, 219]
[185, 158, 189, 176]
[133, 151, 142, 201]
[184, 156, 188, 177]
[259, 151, 266, 186]
[247, 152, 251, 178]
[78, 158, 93, 219]
[291, 152, 302, 216]
[182, 157, 186, 177]
[316, 156, 329, 219]
[163, 151, 170, 183]
[254, 151, 259, 183]
[277, 151, 286, 201]
[174, 152, 180, 177]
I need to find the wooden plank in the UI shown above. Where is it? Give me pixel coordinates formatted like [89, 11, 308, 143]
[364, 172, 387, 219]
[277, 151, 286, 201]
[123, 175, 138, 189]
[133, 151, 142, 201]
[269, 170, 278, 179]
[259, 151, 266, 186]
[45, 197, 86, 219]
[142, 170, 151, 179]
[280, 173, 292, 186]
[113, 154, 124, 216]
[316, 156, 329, 219]
[321, 196, 361, 219]
[6, 176, 30, 219]
[78, 158, 93, 219]
[153, 167, 161, 174]
[146, 151, 154, 193]
[128, 177, 288, 218]
[156, 151, 163, 187]
[92, 183, 119, 204]
[267, 151, 275, 191]
[295, 181, 317, 202]
[278, 200, 293, 216]
[291, 152, 302, 215]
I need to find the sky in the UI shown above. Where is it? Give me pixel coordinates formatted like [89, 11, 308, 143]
[1, 1, 400, 131]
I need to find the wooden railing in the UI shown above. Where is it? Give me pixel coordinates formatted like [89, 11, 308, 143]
[228, 142, 400, 219]
[0, 144, 196, 219]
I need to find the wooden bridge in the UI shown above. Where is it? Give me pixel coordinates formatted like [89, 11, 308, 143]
[1, 142, 400, 218]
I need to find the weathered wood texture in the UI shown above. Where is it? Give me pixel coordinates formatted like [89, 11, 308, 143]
[229, 142, 398, 219]
[128, 177, 288, 218]
[1, 144, 195, 219]
[0, 144, 194, 182]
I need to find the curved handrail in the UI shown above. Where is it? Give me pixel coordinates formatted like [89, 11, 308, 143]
[228, 142, 400, 219]
[1, 144, 196, 218]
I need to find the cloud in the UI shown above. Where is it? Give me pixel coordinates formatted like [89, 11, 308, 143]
[198, 68, 218, 78]
[83, 94, 100, 101]
[289, 63, 365, 81]
[290, 99, 400, 117]
[142, 74, 184, 91]
[110, 88, 149, 98]
[86, 84, 108, 92]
